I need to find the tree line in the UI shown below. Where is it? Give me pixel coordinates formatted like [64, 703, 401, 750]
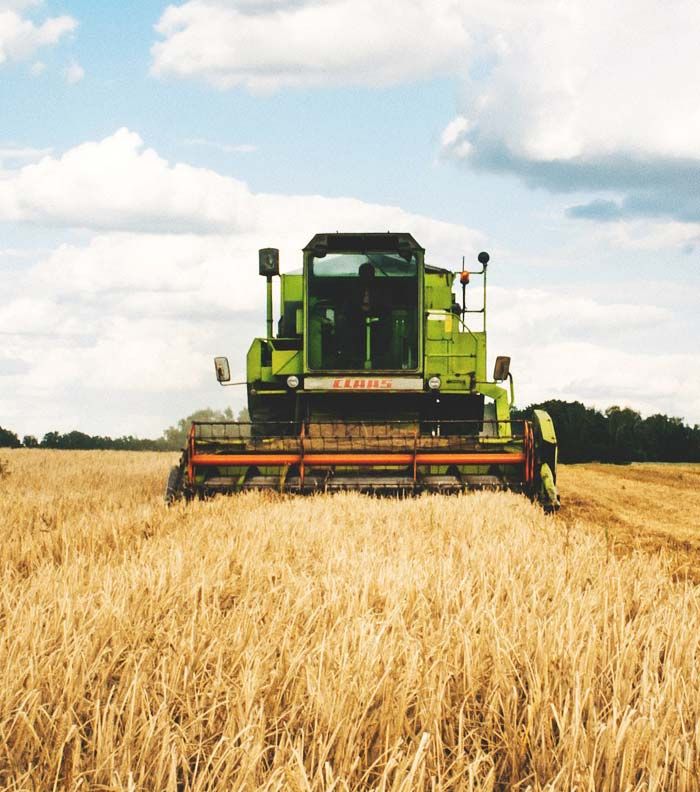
[0, 408, 246, 453]
[0, 426, 174, 451]
[1, 401, 700, 463]
[513, 400, 700, 463]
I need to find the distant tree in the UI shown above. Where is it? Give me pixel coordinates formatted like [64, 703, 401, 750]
[692, 426, 700, 462]
[41, 431, 61, 448]
[59, 430, 95, 450]
[161, 407, 236, 450]
[605, 406, 642, 463]
[22, 435, 39, 448]
[516, 400, 610, 463]
[38, 430, 168, 451]
[639, 413, 694, 462]
[515, 400, 700, 464]
[0, 426, 21, 448]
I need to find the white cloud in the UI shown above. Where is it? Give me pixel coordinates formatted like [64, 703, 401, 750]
[0, 295, 74, 336]
[0, 3, 76, 66]
[482, 1, 700, 163]
[0, 246, 40, 258]
[151, 0, 469, 91]
[149, 0, 700, 173]
[0, 128, 257, 233]
[1, 2, 42, 9]
[438, 1, 700, 224]
[431, 0, 700, 164]
[28, 233, 263, 313]
[150, 0, 700, 171]
[0, 234, 250, 436]
[0, 128, 482, 263]
[489, 287, 670, 342]
[64, 58, 83, 84]
[440, 116, 473, 159]
[184, 137, 257, 154]
[0, 143, 51, 164]
[510, 341, 700, 424]
[596, 220, 700, 253]
[484, 288, 700, 423]
[150, 1, 700, 226]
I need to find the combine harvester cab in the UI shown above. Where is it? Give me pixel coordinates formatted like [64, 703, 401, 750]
[166, 233, 560, 510]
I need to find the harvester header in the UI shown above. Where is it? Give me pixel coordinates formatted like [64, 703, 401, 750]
[166, 232, 559, 509]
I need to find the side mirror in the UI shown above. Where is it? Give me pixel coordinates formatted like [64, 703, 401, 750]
[259, 248, 279, 277]
[493, 355, 511, 382]
[214, 356, 231, 383]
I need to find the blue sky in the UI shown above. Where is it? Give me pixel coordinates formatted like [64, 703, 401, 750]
[2, 0, 699, 438]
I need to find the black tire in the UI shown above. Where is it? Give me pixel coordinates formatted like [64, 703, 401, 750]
[165, 464, 183, 504]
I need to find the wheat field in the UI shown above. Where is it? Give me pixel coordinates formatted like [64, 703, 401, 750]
[1, 450, 700, 791]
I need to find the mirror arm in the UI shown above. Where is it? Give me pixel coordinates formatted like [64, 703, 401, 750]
[218, 381, 248, 387]
[508, 372, 515, 407]
[266, 275, 274, 340]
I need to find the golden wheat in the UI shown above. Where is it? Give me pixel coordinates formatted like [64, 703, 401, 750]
[1, 450, 699, 790]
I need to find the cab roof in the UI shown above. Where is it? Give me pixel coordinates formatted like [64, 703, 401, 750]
[303, 232, 424, 255]
[301, 232, 454, 275]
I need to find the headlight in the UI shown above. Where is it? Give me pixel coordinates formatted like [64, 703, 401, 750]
[286, 375, 300, 389]
[427, 376, 441, 391]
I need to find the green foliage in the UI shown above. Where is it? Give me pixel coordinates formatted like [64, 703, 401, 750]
[1, 408, 250, 452]
[161, 407, 237, 450]
[0, 427, 21, 448]
[39, 430, 170, 451]
[515, 399, 700, 464]
[515, 400, 608, 463]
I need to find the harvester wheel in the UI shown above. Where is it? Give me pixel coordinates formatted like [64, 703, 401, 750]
[165, 464, 184, 505]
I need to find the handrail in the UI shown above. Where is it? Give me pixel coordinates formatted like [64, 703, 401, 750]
[190, 451, 527, 467]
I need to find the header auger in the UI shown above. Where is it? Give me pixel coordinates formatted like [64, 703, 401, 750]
[166, 232, 560, 510]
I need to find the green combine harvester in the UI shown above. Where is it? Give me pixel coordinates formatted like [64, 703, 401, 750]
[166, 232, 560, 510]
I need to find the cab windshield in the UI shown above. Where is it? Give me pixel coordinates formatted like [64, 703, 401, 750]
[307, 251, 419, 371]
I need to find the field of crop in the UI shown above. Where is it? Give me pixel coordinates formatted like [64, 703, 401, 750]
[1, 450, 700, 790]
